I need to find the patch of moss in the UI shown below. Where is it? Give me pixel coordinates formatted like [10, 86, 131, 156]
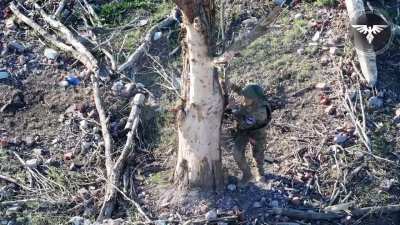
[100, 0, 156, 23]
[147, 171, 170, 186]
[27, 213, 69, 225]
[314, 0, 337, 7]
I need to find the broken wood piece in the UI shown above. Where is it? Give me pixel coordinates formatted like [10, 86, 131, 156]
[0, 174, 31, 191]
[55, 0, 69, 18]
[99, 93, 148, 221]
[324, 201, 355, 213]
[124, 93, 145, 130]
[81, 0, 102, 26]
[268, 204, 400, 221]
[267, 208, 343, 220]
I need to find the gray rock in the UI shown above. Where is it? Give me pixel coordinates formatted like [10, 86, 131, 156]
[33, 148, 45, 156]
[227, 184, 236, 191]
[153, 32, 162, 41]
[294, 13, 303, 20]
[69, 163, 82, 171]
[270, 200, 279, 208]
[325, 105, 336, 115]
[205, 209, 217, 220]
[329, 47, 337, 55]
[136, 82, 145, 89]
[0, 71, 10, 80]
[111, 81, 124, 95]
[315, 82, 328, 90]
[296, 48, 304, 55]
[69, 216, 91, 225]
[380, 179, 396, 191]
[320, 55, 330, 65]
[52, 139, 59, 145]
[5, 18, 16, 30]
[154, 221, 167, 225]
[138, 19, 149, 27]
[368, 96, 383, 109]
[59, 80, 69, 87]
[24, 136, 35, 147]
[25, 159, 38, 168]
[80, 120, 89, 131]
[81, 141, 91, 151]
[393, 114, 400, 124]
[18, 55, 26, 65]
[253, 201, 262, 208]
[334, 133, 348, 145]
[242, 17, 258, 27]
[93, 127, 100, 133]
[5, 206, 21, 216]
[9, 41, 25, 53]
[96, 219, 124, 225]
[122, 83, 135, 97]
[44, 48, 59, 60]
[312, 31, 321, 42]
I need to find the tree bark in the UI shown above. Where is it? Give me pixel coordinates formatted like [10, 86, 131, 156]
[173, 0, 224, 190]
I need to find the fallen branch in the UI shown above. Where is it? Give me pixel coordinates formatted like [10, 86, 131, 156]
[118, 10, 178, 72]
[215, 5, 284, 64]
[0, 198, 67, 207]
[98, 93, 147, 221]
[0, 174, 31, 191]
[55, 0, 69, 18]
[131, 215, 238, 225]
[267, 204, 400, 221]
[34, 3, 98, 70]
[80, 0, 102, 27]
[9, 3, 87, 65]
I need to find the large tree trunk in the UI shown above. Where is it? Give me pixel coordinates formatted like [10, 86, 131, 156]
[173, 0, 224, 190]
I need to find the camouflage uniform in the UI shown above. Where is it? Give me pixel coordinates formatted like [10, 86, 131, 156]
[230, 84, 272, 181]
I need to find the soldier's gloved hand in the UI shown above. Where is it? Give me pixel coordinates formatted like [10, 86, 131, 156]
[228, 127, 237, 135]
[225, 108, 233, 114]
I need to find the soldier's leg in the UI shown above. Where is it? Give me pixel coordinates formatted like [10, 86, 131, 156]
[250, 130, 266, 181]
[232, 133, 252, 181]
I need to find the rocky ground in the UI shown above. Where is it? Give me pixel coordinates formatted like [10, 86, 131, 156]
[1, 0, 400, 225]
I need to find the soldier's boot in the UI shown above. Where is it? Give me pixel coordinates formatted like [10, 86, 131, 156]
[232, 135, 252, 183]
[233, 150, 252, 182]
[252, 135, 266, 182]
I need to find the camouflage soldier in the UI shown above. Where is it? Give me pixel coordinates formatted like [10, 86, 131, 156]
[228, 84, 272, 182]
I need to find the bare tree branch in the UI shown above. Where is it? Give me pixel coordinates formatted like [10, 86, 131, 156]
[118, 10, 178, 72]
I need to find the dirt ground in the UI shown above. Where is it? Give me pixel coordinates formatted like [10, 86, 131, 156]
[1, 0, 400, 225]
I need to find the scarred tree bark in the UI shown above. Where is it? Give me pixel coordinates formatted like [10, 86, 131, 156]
[173, 0, 224, 190]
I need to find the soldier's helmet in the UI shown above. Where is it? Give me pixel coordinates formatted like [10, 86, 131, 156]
[241, 84, 265, 101]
